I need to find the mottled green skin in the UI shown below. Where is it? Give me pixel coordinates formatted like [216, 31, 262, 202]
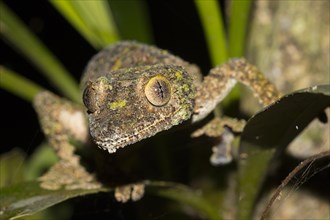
[81, 41, 201, 88]
[82, 42, 198, 153]
[81, 41, 281, 154]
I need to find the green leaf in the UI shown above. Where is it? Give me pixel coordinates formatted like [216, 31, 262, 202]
[0, 2, 80, 103]
[0, 181, 109, 220]
[0, 179, 222, 220]
[50, 0, 120, 49]
[194, 0, 228, 66]
[0, 149, 26, 188]
[49, 1, 103, 49]
[228, 0, 252, 57]
[24, 144, 58, 181]
[109, 0, 153, 43]
[0, 66, 44, 102]
[147, 181, 221, 220]
[222, 0, 252, 108]
[237, 84, 330, 219]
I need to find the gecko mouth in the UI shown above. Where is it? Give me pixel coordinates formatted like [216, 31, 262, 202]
[92, 105, 192, 154]
[93, 120, 165, 154]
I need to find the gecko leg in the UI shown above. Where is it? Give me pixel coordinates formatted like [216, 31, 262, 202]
[34, 91, 143, 201]
[33, 91, 101, 190]
[193, 58, 281, 122]
[192, 58, 281, 165]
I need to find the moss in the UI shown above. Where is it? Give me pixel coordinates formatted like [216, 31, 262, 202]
[107, 99, 127, 110]
[180, 84, 190, 92]
[112, 59, 122, 70]
[175, 71, 183, 81]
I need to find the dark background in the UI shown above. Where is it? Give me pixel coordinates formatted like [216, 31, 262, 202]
[1, 1, 226, 154]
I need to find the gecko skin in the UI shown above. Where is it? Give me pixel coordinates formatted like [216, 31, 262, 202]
[32, 41, 280, 192]
[81, 41, 280, 154]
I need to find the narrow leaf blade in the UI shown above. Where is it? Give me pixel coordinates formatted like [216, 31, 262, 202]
[228, 0, 252, 57]
[0, 66, 44, 102]
[50, 0, 103, 48]
[194, 0, 228, 66]
[0, 182, 108, 220]
[0, 2, 80, 103]
[109, 0, 153, 43]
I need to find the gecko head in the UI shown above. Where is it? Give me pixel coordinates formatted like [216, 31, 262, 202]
[82, 64, 195, 153]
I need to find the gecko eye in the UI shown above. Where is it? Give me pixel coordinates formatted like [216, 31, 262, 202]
[83, 78, 108, 113]
[83, 84, 99, 113]
[145, 76, 171, 106]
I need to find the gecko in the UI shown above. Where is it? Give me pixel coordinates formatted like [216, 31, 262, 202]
[33, 41, 280, 201]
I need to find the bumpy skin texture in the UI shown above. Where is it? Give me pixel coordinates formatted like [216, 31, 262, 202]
[33, 41, 281, 200]
[81, 41, 202, 88]
[33, 41, 281, 193]
[82, 42, 198, 153]
[81, 41, 281, 155]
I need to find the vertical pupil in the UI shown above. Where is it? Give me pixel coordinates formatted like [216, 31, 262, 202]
[145, 76, 171, 106]
[156, 80, 165, 99]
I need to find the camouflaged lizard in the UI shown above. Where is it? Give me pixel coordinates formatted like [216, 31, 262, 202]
[33, 41, 280, 201]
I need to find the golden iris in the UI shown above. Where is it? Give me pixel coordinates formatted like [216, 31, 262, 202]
[145, 76, 171, 106]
